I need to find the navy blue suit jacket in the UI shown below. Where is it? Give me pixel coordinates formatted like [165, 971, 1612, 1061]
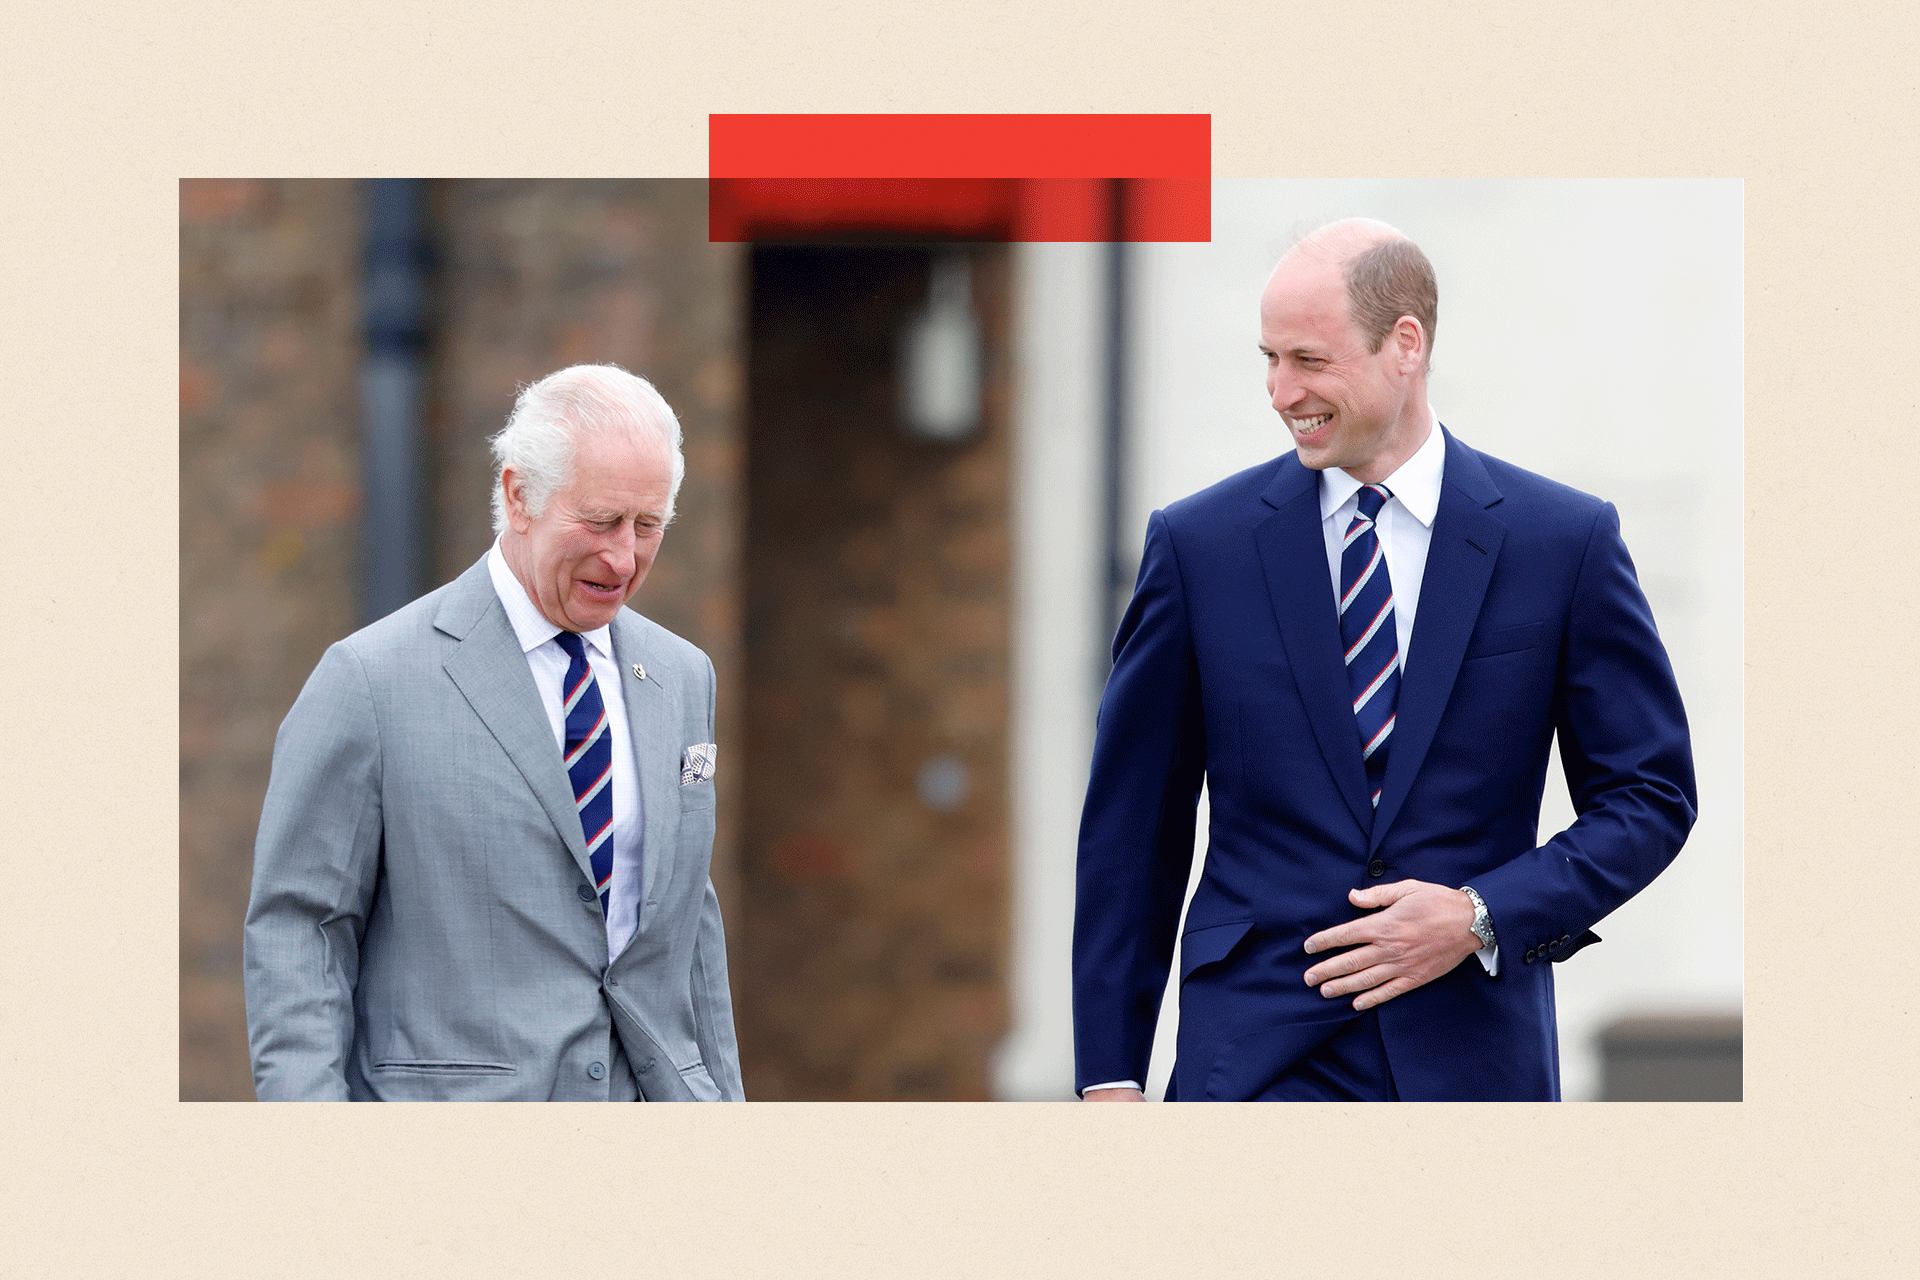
[1071, 429, 1696, 1100]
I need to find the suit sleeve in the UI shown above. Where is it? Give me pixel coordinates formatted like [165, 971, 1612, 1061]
[242, 641, 385, 1101]
[688, 651, 745, 1101]
[1071, 510, 1208, 1095]
[1471, 502, 1697, 963]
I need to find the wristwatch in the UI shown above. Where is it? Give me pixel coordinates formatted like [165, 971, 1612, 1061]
[1460, 885, 1496, 950]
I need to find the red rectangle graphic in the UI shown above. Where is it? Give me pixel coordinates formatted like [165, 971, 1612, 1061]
[708, 115, 1210, 242]
[710, 113, 1210, 179]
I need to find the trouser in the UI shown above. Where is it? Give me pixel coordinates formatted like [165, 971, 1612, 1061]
[1249, 1009, 1401, 1101]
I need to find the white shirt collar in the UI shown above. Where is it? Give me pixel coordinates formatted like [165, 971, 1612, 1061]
[1317, 405, 1446, 527]
[486, 538, 615, 660]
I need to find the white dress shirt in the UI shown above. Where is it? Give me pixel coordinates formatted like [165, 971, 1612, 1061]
[487, 540, 644, 965]
[1082, 410, 1490, 1097]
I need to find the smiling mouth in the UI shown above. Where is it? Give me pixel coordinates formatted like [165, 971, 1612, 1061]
[1287, 413, 1332, 437]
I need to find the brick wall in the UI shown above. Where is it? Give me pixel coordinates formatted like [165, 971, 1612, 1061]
[738, 245, 1012, 1099]
[179, 180, 365, 1100]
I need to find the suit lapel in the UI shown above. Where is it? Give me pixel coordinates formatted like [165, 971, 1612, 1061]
[611, 611, 679, 936]
[1252, 458, 1375, 835]
[1369, 430, 1506, 850]
[436, 559, 596, 885]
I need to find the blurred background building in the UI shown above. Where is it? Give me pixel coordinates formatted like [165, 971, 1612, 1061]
[181, 177, 1741, 1102]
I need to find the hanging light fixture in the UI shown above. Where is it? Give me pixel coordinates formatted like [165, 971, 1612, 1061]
[898, 249, 982, 442]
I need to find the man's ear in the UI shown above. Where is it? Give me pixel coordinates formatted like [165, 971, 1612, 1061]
[500, 467, 532, 534]
[1392, 315, 1427, 375]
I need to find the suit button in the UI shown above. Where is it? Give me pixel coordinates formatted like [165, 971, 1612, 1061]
[1524, 948, 1537, 962]
[1547, 938, 1561, 953]
[576, 885, 595, 902]
[640, 1058, 655, 1073]
[1367, 859, 1386, 878]
[1561, 933, 1572, 945]
[587, 1061, 607, 1080]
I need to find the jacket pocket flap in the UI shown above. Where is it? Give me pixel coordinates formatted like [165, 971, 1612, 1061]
[676, 1059, 723, 1101]
[371, 1059, 516, 1074]
[1179, 919, 1254, 983]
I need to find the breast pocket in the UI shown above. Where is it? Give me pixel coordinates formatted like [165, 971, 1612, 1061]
[1461, 621, 1547, 662]
[679, 778, 716, 812]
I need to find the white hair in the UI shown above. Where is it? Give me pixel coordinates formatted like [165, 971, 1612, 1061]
[488, 363, 686, 534]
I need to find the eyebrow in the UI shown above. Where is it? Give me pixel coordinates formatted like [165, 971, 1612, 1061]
[591, 505, 674, 524]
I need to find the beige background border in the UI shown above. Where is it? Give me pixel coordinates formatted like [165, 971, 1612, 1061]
[3, 0, 1908, 1272]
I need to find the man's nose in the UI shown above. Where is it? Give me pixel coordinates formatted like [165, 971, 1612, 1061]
[1269, 368, 1300, 412]
[601, 525, 637, 575]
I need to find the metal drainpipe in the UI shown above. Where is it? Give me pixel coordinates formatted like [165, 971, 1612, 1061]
[1099, 177, 1131, 680]
[359, 178, 429, 624]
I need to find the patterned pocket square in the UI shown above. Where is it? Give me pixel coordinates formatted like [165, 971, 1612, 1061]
[680, 742, 717, 786]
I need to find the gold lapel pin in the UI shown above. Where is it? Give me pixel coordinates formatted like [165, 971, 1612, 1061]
[631, 662, 647, 681]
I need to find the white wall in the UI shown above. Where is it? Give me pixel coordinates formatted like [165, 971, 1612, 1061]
[1001, 180, 1743, 1102]
[996, 242, 1105, 1100]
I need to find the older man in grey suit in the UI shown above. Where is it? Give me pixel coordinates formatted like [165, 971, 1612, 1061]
[245, 364, 742, 1101]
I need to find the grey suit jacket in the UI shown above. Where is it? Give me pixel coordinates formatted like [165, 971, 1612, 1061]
[244, 554, 743, 1101]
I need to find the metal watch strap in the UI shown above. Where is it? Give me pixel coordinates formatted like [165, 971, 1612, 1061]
[1461, 885, 1496, 950]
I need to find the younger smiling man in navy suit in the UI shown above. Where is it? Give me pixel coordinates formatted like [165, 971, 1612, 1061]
[1073, 220, 1695, 1102]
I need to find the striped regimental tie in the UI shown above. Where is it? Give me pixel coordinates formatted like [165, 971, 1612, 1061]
[555, 630, 615, 915]
[1340, 483, 1401, 811]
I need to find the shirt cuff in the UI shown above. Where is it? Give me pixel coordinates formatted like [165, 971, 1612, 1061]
[1081, 1080, 1143, 1096]
[1474, 941, 1500, 977]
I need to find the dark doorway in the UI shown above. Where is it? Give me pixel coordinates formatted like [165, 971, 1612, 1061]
[738, 245, 1013, 1099]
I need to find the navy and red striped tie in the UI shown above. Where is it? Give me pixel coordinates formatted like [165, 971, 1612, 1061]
[1340, 484, 1400, 811]
[555, 631, 615, 914]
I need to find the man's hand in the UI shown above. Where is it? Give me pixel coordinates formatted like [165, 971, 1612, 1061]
[1082, 1087, 1146, 1102]
[1302, 880, 1481, 1010]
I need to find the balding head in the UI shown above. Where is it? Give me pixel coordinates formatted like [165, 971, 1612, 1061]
[1287, 216, 1403, 262]
[1273, 219, 1438, 370]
